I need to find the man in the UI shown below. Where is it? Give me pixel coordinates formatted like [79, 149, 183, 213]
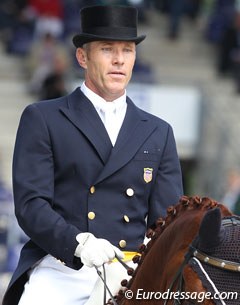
[2, 5, 183, 305]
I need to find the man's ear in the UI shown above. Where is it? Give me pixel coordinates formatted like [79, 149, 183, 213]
[76, 48, 87, 69]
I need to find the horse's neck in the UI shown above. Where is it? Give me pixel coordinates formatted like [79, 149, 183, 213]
[126, 210, 203, 299]
[119, 200, 232, 305]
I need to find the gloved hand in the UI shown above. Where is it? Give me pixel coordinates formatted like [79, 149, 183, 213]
[74, 232, 124, 268]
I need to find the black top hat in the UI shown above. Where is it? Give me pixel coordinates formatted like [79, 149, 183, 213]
[72, 5, 146, 48]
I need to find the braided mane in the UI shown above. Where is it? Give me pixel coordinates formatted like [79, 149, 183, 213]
[108, 195, 230, 304]
[147, 195, 220, 240]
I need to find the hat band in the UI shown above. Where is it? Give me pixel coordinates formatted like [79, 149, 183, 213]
[82, 26, 137, 38]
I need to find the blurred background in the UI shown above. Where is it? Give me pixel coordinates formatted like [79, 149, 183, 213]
[1, 0, 240, 300]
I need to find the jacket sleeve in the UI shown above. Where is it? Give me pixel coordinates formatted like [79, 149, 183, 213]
[147, 124, 183, 228]
[13, 104, 81, 269]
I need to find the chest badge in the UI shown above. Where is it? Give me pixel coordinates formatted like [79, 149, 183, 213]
[143, 168, 153, 183]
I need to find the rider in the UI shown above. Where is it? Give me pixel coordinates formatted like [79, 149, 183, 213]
[2, 4, 183, 305]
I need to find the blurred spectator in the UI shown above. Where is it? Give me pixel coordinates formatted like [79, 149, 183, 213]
[28, 0, 64, 39]
[0, 1, 21, 37]
[0, 181, 12, 203]
[154, 0, 202, 40]
[132, 54, 155, 83]
[0, 0, 35, 55]
[0, 179, 14, 273]
[62, 0, 83, 38]
[231, 12, 240, 93]
[0, 171, 27, 275]
[62, 0, 107, 38]
[125, 0, 149, 23]
[184, 0, 202, 20]
[26, 32, 70, 96]
[167, 0, 185, 39]
[221, 170, 240, 214]
[205, 0, 236, 44]
[217, 11, 240, 93]
[236, 0, 240, 12]
[40, 72, 67, 100]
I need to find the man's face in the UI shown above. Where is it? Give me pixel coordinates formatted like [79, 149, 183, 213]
[77, 41, 136, 101]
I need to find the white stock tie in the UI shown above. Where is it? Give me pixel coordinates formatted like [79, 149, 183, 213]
[101, 102, 118, 146]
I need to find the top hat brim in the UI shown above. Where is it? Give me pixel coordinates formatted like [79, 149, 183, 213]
[72, 33, 146, 48]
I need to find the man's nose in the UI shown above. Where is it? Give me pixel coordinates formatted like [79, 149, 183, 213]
[112, 50, 124, 64]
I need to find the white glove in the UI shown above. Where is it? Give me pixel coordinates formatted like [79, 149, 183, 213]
[74, 232, 124, 268]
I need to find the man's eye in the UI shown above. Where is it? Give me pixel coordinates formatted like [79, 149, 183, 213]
[102, 47, 111, 52]
[124, 48, 133, 53]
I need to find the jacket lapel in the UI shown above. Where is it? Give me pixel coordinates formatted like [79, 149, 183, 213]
[59, 88, 112, 164]
[59, 89, 158, 183]
[94, 98, 158, 184]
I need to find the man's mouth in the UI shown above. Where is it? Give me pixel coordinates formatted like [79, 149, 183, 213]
[110, 70, 125, 74]
[109, 71, 125, 78]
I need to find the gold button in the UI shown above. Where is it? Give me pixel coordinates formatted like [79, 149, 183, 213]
[123, 215, 130, 223]
[90, 186, 95, 194]
[119, 240, 127, 248]
[88, 212, 95, 220]
[126, 188, 134, 197]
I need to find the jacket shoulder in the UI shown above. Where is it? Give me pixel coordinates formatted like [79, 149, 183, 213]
[131, 99, 171, 129]
[23, 88, 81, 113]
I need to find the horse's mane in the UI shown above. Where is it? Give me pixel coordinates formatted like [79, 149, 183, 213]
[109, 195, 230, 304]
[145, 195, 222, 250]
[132, 196, 222, 270]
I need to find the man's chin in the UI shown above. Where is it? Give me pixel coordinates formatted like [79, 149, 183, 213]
[107, 85, 125, 96]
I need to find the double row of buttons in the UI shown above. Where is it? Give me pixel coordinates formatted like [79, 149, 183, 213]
[87, 212, 127, 248]
[88, 186, 134, 221]
[87, 212, 129, 223]
[87, 186, 135, 248]
[90, 186, 135, 197]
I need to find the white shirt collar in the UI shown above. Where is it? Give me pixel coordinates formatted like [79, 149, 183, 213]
[80, 82, 127, 113]
[80, 82, 127, 146]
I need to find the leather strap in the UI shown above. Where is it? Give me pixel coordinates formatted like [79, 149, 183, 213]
[193, 250, 240, 272]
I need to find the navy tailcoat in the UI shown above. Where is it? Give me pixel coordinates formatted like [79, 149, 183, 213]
[3, 88, 183, 305]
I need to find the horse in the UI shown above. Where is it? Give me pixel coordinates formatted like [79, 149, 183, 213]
[106, 195, 240, 305]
